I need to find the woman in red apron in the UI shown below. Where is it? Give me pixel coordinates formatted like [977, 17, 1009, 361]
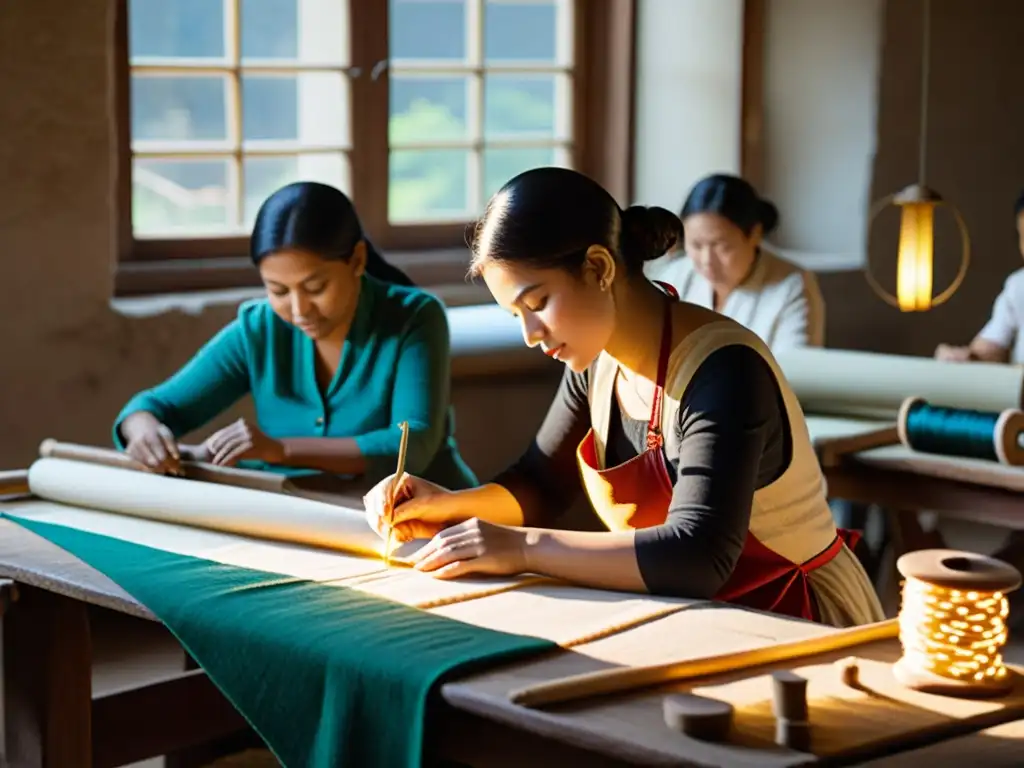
[364, 168, 884, 628]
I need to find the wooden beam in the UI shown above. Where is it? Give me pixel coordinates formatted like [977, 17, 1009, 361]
[740, 0, 766, 187]
[578, 0, 638, 206]
[91, 669, 249, 768]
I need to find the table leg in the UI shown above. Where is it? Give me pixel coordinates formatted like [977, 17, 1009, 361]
[3, 584, 92, 768]
[0, 580, 18, 767]
[164, 653, 263, 768]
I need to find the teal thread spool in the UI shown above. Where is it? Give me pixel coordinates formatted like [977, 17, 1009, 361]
[897, 396, 1024, 465]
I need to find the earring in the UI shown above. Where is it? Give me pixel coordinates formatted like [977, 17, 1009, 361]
[599, 279, 609, 292]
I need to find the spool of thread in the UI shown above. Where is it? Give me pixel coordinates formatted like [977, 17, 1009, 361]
[894, 549, 1021, 698]
[897, 397, 1024, 466]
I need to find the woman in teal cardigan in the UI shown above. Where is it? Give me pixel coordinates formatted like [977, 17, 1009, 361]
[114, 181, 477, 491]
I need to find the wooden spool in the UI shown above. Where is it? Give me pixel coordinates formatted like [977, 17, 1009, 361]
[896, 396, 1024, 466]
[662, 693, 734, 742]
[894, 549, 1022, 698]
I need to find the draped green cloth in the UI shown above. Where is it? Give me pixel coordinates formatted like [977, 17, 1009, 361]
[4, 514, 555, 768]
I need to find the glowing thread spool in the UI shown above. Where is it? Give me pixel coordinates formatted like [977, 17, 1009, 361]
[897, 396, 1024, 466]
[894, 550, 1021, 698]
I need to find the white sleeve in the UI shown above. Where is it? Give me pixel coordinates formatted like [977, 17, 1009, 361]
[771, 271, 826, 349]
[977, 277, 1019, 349]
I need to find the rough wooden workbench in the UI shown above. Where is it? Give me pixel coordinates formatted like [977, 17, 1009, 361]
[3, 514, 1024, 767]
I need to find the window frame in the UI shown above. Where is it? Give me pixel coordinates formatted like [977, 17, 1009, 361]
[114, 0, 638, 297]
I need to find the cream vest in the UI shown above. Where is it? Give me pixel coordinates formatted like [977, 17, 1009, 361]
[587, 320, 838, 565]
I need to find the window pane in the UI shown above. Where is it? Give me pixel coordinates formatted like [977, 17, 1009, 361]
[389, 149, 470, 222]
[242, 76, 297, 141]
[131, 75, 230, 142]
[241, 0, 348, 65]
[484, 1, 556, 62]
[390, 76, 470, 145]
[129, 0, 225, 60]
[485, 75, 568, 140]
[133, 157, 233, 236]
[241, 0, 297, 59]
[482, 146, 566, 206]
[391, 0, 465, 61]
[243, 73, 349, 146]
[243, 154, 350, 225]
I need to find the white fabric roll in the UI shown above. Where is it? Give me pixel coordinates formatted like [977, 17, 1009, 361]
[27, 457, 383, 558]
[775, 347, 1024, 420]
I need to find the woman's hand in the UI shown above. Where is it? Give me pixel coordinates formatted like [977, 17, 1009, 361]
[935, 343, 973, 363]
[121, 412, 183, 476]
[202, 418, 284, 467]
[408, 519, 528, 580]
[363, 473, 466, 542]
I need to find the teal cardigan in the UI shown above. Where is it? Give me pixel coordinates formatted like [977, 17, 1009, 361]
[113, 274, 478, 490]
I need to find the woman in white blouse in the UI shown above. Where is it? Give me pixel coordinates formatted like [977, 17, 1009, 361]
[645, 174, 825, 350]
[935, 191, 1024, 365]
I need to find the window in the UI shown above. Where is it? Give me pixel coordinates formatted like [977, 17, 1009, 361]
[127, 0, 353, 240]
[387, 0, 574, 225]
[115, 0, 636, 296]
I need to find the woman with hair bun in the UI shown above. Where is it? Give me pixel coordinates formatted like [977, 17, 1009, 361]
[114, 181, 476, 491]
[646, 173, 825, 349]
[364, 167, 882, 627]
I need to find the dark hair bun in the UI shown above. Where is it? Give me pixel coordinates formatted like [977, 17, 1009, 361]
[620, 205, 683, 264]
[758, 199, 780, 235]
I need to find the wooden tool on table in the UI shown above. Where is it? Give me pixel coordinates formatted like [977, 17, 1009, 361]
[33, 439, 295, 495]
[0, 470, 30, 497]
[384, 421, 410, 567]
[509, 618, 900, 708]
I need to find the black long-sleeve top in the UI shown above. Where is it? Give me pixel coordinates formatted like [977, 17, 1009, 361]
[492, 344, 795, 599]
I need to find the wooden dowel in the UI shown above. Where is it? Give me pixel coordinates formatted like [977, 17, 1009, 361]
[0, 470, 30, 497]
[40, 439, 143, 471]
[508, 618, 900, 709]
[36, 440, 292, 495]
[187, 464, 292, 494]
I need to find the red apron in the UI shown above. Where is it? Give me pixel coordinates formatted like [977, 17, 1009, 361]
[575, 282, 858, 623]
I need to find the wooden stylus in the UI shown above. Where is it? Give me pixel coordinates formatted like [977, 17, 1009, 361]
[384, 421, 410, 566]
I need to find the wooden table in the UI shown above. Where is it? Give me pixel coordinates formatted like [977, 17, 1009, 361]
[808, 416, 1024, 566]
[3, 515, 1024, 768]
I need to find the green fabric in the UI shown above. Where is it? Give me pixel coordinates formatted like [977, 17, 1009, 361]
[112, 273, 477, 490]
[6, 514, 554, 768]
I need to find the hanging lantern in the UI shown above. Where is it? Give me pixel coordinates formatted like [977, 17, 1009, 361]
[863, 0, 970, 312]
[865, 183, 969, 312]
